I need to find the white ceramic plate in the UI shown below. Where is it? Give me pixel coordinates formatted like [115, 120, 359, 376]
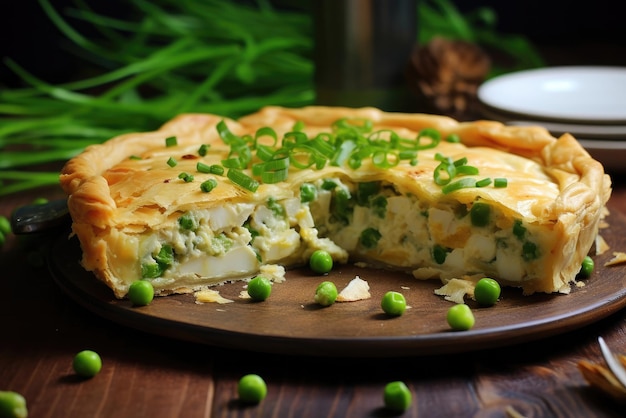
[478, 66, 626, 124]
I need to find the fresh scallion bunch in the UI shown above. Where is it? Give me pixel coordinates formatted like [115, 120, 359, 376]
[0, 0, 315, 195]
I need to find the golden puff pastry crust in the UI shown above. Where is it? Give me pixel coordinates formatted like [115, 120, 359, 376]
[60, 106, 611, 298]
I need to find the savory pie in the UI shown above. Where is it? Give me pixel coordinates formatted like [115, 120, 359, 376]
[60, 106, 612, 299]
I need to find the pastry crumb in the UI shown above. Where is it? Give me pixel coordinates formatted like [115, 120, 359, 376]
[604, 252, 626, 267]
[595, 234, 610, 255]
[337, 276, 371, 302]
[194, 289, 234, 304]
[434, 277, 475, 303]
[259, 264, 286, 283]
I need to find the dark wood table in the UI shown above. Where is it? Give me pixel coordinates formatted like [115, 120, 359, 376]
[1, 164, 626, 417]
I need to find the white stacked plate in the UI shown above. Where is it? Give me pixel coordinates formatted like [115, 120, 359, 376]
[477, 66, 626, 172]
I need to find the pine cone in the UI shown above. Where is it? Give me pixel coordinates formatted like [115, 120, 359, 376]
[406, 37, 491, 116]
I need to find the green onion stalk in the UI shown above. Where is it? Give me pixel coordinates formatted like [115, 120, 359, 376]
[0, 0, 542, 196]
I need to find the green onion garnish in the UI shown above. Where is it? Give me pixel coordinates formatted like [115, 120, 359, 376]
[200, 179, 218, 193]
[165, 136, 178, 147]
[442, 177, 477, 194]
[178, 172, 194, 182]
[209, 165, 225, 175]
[129, 155, 142, 160]
[494, 178, 508, 188]
[167, 157, 177, 167]
[197, 162, 211, 173]
[227, 169, 259, 192]
[475, 177, 492, 188]
[446, 134, 461, 143]
[198, 144, 210, 156]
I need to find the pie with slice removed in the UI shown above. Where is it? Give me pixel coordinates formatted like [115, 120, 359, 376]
[60, 106, 612, 299]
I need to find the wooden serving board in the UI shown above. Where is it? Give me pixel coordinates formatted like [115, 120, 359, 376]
[48, 206, 626, 358]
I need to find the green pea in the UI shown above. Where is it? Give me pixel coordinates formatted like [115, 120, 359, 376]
[446, 304, 475, 331]
[470, 202, 490, 227]
[73, 350, 102, 378]
[247, 276, 272, 301]
[128, 280, 155, 306]
[314, 281, 338, 306]
[383, 381, 412, 412]
[0, 215, 11, 236]
[238, 374, 267, 403]
[579, 256, 594, 278]
[309, 250, 333, 274]
[474, 278, 501, 306]
[0, 391, 28, 418]
[381, 291, 406, 316]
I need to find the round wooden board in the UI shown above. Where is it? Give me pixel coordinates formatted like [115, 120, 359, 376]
[48, 210, 626, 358]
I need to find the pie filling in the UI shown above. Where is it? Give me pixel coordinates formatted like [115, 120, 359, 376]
[132, 177, 552, 294]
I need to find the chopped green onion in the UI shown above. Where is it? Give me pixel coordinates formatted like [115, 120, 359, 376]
[129, 155, 142, 160]
[434, 161, 457, 186]
[476, 177, 492, 187]
[227, 169, 259, 192]
[197, 162, 211, 173]
[198, 144, 210, 156]
[416, 128, 441, 149]
[494, 177, 508, 188]
[254, 126, 278, 146]
[453, 157, 468, 166]
[178, 172, 194, 182]
[167, 157, 177, 167]
[210, 164, 225, 175]
[446, 134, 461, 143]
[261, 168, 288, 184]
[442, 177, 477, 194]
[165, 136, 178, 147]
[200, 178, 218, 193]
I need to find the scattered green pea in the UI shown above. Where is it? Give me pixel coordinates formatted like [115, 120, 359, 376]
[381, 291, 407, 316]
[309, 250, 333, 274]
[238, 374, 267, 404]
[128, 280, 155, 306]
[314, 281, 338, 306]
[474, 278, 501, 306]
[383, 381, 412, 412]
[446, 304, 475, 331]
[579, 256, 594, 278]
[247, 276, 272, 301]
[0, 391, 28, 418]
[72, 350, 102, 378]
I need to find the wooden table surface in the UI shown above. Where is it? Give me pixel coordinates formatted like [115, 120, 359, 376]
[1, 163, 626, 417]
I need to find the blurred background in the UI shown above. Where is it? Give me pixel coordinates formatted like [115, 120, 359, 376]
[3, 0, 626, 87]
